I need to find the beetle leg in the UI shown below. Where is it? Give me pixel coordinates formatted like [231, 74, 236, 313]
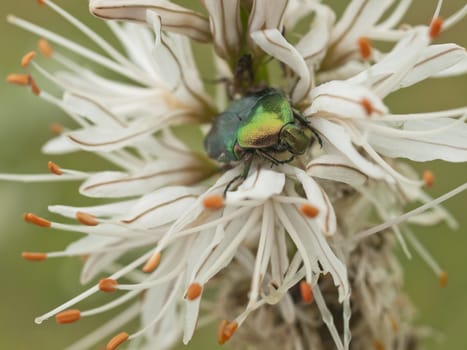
[223, 154, 253, 197]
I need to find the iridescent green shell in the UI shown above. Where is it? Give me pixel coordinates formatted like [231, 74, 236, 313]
[204, 88, 294, 162]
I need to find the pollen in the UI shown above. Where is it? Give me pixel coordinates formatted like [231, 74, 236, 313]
[373, 339, 386, 350]
[47, 161, 62, 175]
[299, 281, 313, 304]
[360, 98, 374, 116]
[23, 212, 51, 228]
[300, 204, 319, 218]
[22, 252, 47, 261]
[185, 283, 203, 300]
[202, 194, 224, 210]
[30, 78, 40, 96]
[423, 170, 435, 187]
[217, 320, 238, 345]
[106, 332, 129, 350]
[76, 211, 99, 226]
[21, 51, 36, 68]
[429, 17, 443, 39]
[49, 123, 64, 135]
[439, 271, 448, 288]
[55, 309, 81, 324]
[38, 38, 53, 57]
[99, 278, 118, 292]
[6, 73, 30, 86]
[357, 37, 372, 60]
[142, 252, 161, 273]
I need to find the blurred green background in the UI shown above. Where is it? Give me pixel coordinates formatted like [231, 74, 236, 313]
[0, 1, 465, 349]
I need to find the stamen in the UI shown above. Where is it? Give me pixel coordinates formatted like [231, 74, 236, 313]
[429, 17, 443, 39]
[299, 281, 313, 304]
[387, 314, 398, 332]
[423, 170, 435, 187]
[185, 283, 203, 300]
[142, 252, 161, 273]
[36, 0, 46, 5]
[47, 161, 62, 175]
[217, 320, 238, 345]
[76, 211, 99, 226]
[357, 37, 372, 60]
[106, 332, 129, 350]
[38, 38, 53, 57]
[99, 278, 118, 292]
[23, 212, 51, 227]
[202, 194, 224, 210]
[55, 309, 81, 324]
[373, 339, 385, 350]
[6, 73, 30, 85]
[30, 78, 40, 95]
[300, 204, 319, 218]
[22, 252, 47, 261]
[439, 271, 448, 288]
[21, 51, 36, 68]
[49, 123, 63, 134]
[360, 98, 374, 116]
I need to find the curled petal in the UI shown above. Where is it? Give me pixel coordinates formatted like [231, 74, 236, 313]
[89, 0, 211, 42]
[227, 165, 285, 202]
[251, 29, 311, 103]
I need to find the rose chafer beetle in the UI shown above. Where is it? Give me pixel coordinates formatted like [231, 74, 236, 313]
[204, 87, 319, 165]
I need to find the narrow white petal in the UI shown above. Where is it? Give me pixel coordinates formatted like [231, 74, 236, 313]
[227, 165, 285, 201]
[310, 118, 385, 179]
[251, 29, 311, 102]
[306, 154, 368, 187]
[89, 0, 211, 42]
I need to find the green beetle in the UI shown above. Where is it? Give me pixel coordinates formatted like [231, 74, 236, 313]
[204, 88, 318, 165]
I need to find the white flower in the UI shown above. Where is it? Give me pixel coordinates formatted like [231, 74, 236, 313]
[3, 0, 467, 350]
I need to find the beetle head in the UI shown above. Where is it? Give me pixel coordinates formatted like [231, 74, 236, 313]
[280, 124, 312, 155]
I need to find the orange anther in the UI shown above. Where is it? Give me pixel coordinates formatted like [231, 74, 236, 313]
[429, 17, 443, 39]
[439, 271, 448, 288]
[49, 123, 64, 134]
[106, 332, 129, 350]
[99, 278, 118, 292]
[360, 98, 374, 116]
[202, 194, 224, 210]
[357, 37, 372, 60]
[30, 78, 40, 96]
[76, 211, 99, 226]
[300, 204, 319, 218]
[142, 252, 161, 273]
[23, 213, 51, 228]
[22, 252, 47, 261]
[373, 339, 385, 350]
[47, 161, 62, 175]
[36, 0, 46, 5]
[185, 283, 203, 300]
[56, 309, 81, 324]
[423, 170, 435, 187]
[299, 281, 313, 304]
[217, 320, 238, 345]
[38, 39, 53, 57]
[21, 51, 36, 68]
[6, 73, 30, 86]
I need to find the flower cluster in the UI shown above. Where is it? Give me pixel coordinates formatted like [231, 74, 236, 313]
[3, 0, 467, 349]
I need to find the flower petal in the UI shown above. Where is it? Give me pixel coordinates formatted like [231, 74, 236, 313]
[202, 0, 242, 61]
[367, 118, 467, 162]
[306, 154, 369, 187]
[89, 0, 211, 42]
[227, 165, 286, 202]
[250, 29, 311, 103]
